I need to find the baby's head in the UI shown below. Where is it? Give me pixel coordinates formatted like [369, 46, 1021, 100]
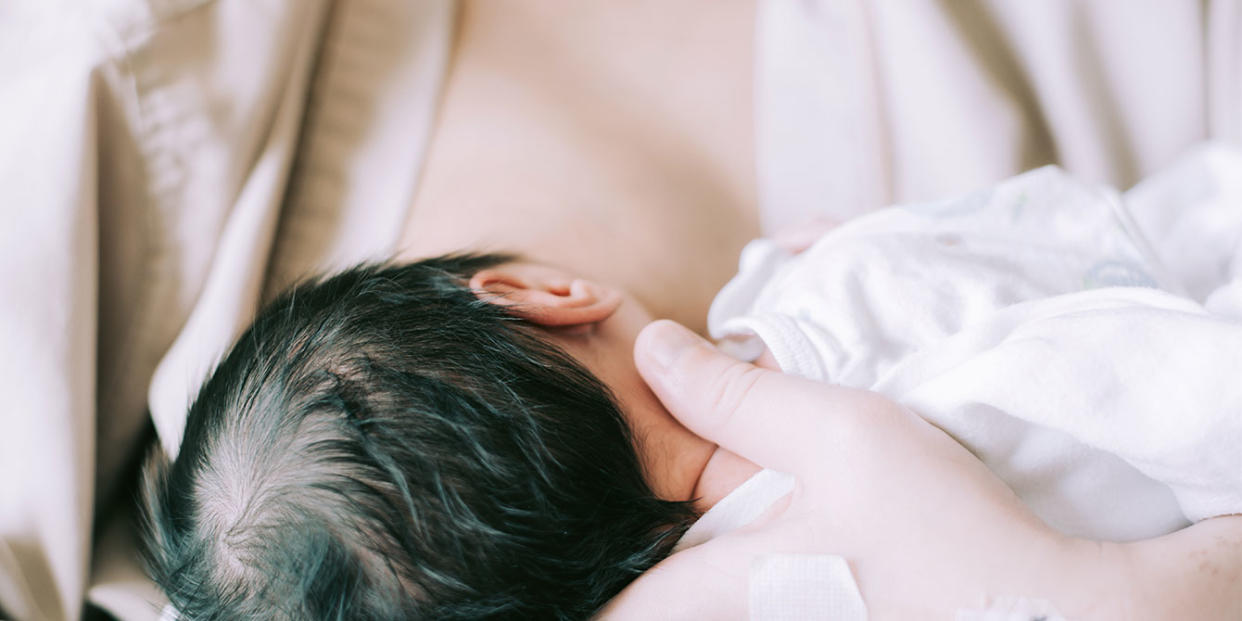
[140, 253, 713, 620]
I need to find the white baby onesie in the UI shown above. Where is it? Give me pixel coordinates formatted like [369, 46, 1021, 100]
[700, 148, 1242, 544]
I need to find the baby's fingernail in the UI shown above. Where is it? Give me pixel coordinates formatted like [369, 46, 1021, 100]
[645, 320, 705, 369]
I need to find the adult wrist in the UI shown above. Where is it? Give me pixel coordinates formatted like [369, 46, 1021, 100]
[1067, 537, 1137, 619]
[1012, 535, 1133, 620]
[1114, 516, 1242, 621]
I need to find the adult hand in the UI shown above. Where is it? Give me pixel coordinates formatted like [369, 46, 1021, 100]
[600, 320, 1123, 620]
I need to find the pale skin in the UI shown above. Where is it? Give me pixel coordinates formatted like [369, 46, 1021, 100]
[403, 1, 1242, 616]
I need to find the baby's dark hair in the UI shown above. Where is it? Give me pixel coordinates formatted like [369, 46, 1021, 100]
[140, 254, 694, 620]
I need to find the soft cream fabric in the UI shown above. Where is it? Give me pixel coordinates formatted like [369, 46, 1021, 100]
[1, 2, 330, 617]
[0, 1, 453, 619]
[758, 0, 1242, 232]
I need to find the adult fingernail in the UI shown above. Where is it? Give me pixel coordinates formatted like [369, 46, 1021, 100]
[645, 320, 705, 370]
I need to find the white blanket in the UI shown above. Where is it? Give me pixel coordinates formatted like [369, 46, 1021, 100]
[710, 147, 1242, 541]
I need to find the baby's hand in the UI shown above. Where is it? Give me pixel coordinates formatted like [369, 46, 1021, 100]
[767, 217, 839, 254]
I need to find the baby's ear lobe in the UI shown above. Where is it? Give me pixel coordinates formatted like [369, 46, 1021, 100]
[469, 266, 622, 327]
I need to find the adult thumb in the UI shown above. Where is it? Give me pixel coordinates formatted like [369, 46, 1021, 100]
[633, 320, 818, 474]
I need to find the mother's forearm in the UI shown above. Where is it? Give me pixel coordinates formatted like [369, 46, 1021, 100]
[1118, 515, 1242, 620]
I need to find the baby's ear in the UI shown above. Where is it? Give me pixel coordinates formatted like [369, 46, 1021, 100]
[469, 263, 622, 327]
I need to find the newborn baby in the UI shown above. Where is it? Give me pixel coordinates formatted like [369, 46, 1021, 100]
[141, 253, 732, 620]
[142, 147, 1242, 619]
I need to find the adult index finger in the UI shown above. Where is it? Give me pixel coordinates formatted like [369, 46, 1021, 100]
[634, 320, 881, 475]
